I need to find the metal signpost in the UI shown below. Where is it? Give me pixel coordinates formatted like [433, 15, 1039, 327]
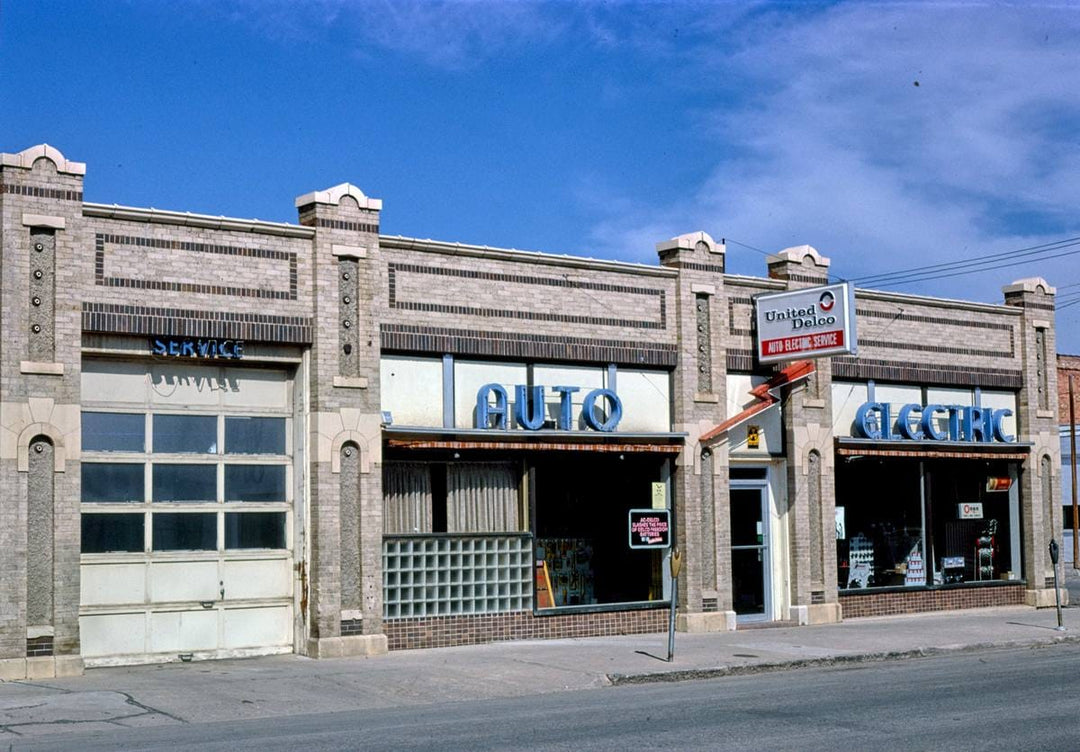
[627, 509, 678, 660]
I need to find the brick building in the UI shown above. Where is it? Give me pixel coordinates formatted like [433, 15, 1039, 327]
[0, 143, 1064, 678]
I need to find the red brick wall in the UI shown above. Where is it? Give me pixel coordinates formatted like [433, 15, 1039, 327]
[385, 608, 669, 651]
[1060, 355, 1080, 424]
[839, 584, 1025, 619]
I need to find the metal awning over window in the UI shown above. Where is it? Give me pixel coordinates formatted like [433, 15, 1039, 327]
[835, 438, 1031, 461]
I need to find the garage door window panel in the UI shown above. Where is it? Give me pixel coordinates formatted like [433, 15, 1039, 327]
[153, 414, 218, 454]
[152, 513, 217, 551]
[153, 464, 217, 502]
[83, 463, 144, 503]
[83, 412, 145, 452]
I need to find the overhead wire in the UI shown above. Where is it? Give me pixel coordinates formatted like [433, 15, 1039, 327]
[850, 236, 1080, 288]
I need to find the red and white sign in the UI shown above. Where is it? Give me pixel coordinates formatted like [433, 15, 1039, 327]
[958, 502, 984, 519]
[754, 283, 857, 365]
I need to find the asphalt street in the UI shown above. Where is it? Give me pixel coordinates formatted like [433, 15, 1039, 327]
[9, 644, 1080, 752]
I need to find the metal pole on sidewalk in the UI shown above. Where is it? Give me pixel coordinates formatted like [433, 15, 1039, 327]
[667, 548, 682, 662]
[1050, 539, 1065, 631]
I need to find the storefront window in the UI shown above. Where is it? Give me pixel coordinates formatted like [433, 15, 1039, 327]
[534, 452, 666, 608]
[837, 456, 1019, 589]
[836, 457, 923, 589]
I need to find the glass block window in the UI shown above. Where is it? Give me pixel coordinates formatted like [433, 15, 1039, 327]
[383, 535, 533, 618]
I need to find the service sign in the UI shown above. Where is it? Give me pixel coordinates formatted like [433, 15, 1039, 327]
[754, 282, 857, 364]
[628, 509, 671, 549]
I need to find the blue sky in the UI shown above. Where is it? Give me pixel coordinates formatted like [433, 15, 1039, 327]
[4, 0, 1080, 352]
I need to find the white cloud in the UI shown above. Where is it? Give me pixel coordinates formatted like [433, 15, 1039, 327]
[584, 3, 1080, 314]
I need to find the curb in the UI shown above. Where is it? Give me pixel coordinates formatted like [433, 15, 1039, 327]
[607, 633, 1080, 686]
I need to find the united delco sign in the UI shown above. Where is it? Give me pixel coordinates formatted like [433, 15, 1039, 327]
[754, 282, 857, 364]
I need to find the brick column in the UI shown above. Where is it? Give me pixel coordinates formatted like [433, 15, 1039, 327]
[295, 184, 386, 657]
[767, 246, 841, 624]
[0, 145, 86, 679]
[1003, 277, 1062, 607]
[656, 231, 733, 631]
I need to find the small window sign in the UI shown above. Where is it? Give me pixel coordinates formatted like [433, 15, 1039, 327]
[958, 502, 984, 519]
[628, 509, 671, 549]
[650, 482, 667, 510]
[747, 425, 761, 449]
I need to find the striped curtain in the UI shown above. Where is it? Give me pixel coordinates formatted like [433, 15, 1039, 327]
[447, 463, 520, 533]
[382, 462, 433, 533]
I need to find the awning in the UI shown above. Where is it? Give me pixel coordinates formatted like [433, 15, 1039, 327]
[835, 438, 1031, 461]
[700, 359, 815, 444]
[384, 427, 686, 454]
[386, 439, 683, 453]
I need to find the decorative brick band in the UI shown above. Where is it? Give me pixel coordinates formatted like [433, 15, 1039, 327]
[833, 357, 1022, 388]
[678, 261, 726, 274]
[1006, 300, 1055, 312]
[26, 635, 54, 657]
[389, 263, 667, 330]
[840, 584, 1024, 618]
[95, 234, 298, 300]
[858, 307, 1014, 332]
[380, 323, 678, 367]
[1, 183, 83, 202]
[772, 273, 828, 284]
[860, 338, 1013, 360]
[316, 218, 379, 233]
[83, 302, 314, 344]
[384, 608, 669, 651]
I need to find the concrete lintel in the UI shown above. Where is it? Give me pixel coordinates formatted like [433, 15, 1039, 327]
[332, 244, 369, 259]
[295, 183, 382, 211]
[767, 244, 830, 268]
[656, 230, 721, 254]
[690, 283, 716, 295]
[1003, 277, 1055, 297]
[1, 144, 86, 175]
[22, 213, 67, 230]
[333, 376, 369, 390]
[20, 361, 64, 375]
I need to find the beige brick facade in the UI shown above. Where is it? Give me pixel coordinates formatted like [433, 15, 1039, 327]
[0, 143, 1062, 675]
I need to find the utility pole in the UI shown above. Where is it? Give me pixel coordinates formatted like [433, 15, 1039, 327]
[1070, 374, 1078, 569]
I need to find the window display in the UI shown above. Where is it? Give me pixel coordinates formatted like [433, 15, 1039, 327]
[837, 455, 1020, 590]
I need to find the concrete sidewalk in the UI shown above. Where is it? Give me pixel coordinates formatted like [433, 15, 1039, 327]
[2, 601, 1079, 741]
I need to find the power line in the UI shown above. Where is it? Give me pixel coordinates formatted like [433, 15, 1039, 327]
[851, 236, 1080, 287]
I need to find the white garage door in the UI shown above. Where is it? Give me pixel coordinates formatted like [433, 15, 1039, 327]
[79, 360, 298, 665]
